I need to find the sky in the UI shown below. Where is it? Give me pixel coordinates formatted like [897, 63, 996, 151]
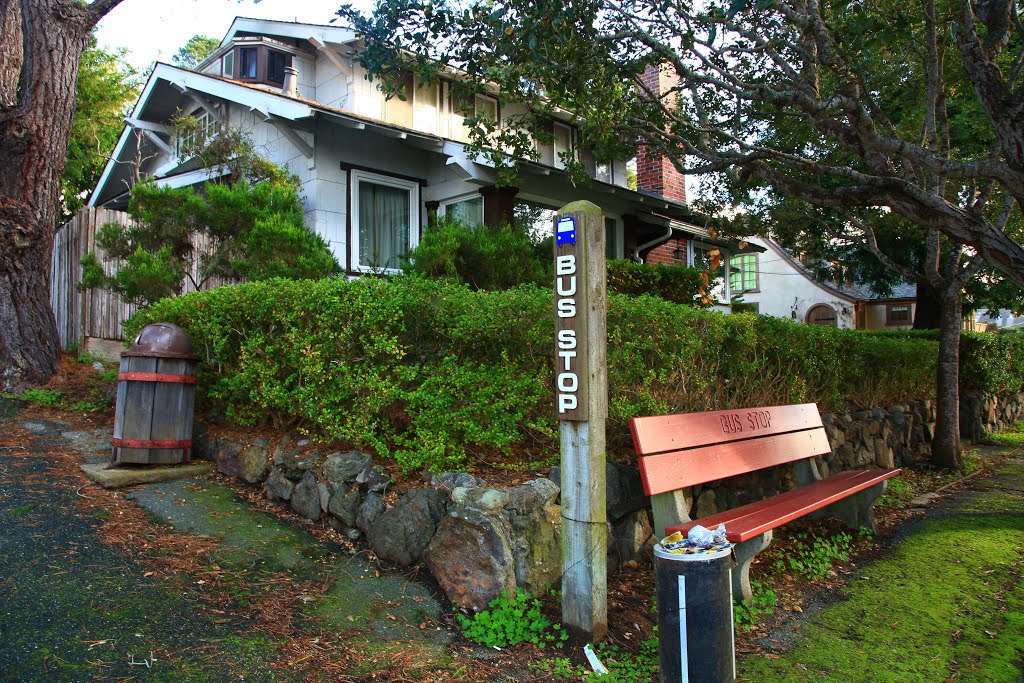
[95, 0, 373, 71]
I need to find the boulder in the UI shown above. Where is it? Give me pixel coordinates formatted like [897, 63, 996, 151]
[273, 443, 324, 482]
[606, 462, 648, 522]
[356, 465, 392, 493]
[874, 437, 895, 469]
[323, 451, 374, 486]
[452, 487, 509, 514]
[431, 472, 487, 490]
[290, 471, 322, 521]
[423, 509, 516, 612]
[505, 479, 561, 595]
[238, 440, 271, 484]
[328, 484, 362, 528]
[356, 492, 386, 532]
[610, 508, 655, 566]
[265, 467, 294, 503]
[215, 439, 243, 478]
[366, 489, 448, 566]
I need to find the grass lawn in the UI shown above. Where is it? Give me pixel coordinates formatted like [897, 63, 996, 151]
[737, 459, 1024, 682]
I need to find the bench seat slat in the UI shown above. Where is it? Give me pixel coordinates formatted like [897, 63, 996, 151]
[639, 428, 832, 495]
[631, 403, 822, 455]
[664, 468, 901, 542]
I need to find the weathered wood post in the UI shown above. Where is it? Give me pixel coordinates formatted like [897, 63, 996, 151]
[554, 200, 608, 642]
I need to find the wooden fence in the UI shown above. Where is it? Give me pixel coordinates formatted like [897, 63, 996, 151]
[50, 207, 232, 350]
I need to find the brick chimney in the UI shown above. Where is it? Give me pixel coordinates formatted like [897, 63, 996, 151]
[636, 64, 687, 204]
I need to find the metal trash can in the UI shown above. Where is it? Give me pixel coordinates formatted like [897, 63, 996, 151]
[654, 543, 737, 683]
[111, 323, 198, 465]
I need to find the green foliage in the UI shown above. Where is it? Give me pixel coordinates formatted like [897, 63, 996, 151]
[457, 590, 565, 648]
[80, 177, 338, 305]
[774, 532, 853, 580]
[607, 259, 710, 307]
[734, 582, 778, 630]
[62, 39, 140, 221]
[959, 332, 1024, 395]
[128, 277, 949, 471]
[172, 35, 220, 69]
[17, 389, 63, 407]
[403, 217, 551, 290]
[990, 422, 1024, 448]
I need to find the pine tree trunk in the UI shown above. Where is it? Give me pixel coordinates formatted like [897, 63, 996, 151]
[932, 290, 963, 470]
[0, 1, 95, 391]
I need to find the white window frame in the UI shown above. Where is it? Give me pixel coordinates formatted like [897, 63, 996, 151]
[439, 193, 485, 228]
[349, 169, 421, 274]
[222, 51, 234, 78]
[553, 121, 574, 170]
[604, 216, 624, 259]
[174, 108, 218, 160]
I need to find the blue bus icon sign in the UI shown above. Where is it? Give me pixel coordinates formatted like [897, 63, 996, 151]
[556, 216, 576, 246]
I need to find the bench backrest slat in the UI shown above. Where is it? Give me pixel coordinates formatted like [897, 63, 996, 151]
[638, 427, 832, 495]
[630, 403, 823, 456]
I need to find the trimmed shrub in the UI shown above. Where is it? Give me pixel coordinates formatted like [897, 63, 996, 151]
[606, 259, 709, 307]
[129, 277, 942, 472]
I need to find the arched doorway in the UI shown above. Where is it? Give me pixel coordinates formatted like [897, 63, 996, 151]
[806, 304, 838, 327]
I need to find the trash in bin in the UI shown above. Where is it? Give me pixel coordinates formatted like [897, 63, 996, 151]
[659, 524, 734, 556]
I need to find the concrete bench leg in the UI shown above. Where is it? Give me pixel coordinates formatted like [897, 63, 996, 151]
[814, 481, 887, 534]
[732, 530, 772, 604]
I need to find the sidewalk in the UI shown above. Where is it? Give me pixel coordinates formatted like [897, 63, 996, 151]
[738, 453, 1024, 682]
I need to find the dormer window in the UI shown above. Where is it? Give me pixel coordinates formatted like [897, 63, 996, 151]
[226, 43, 293, 87]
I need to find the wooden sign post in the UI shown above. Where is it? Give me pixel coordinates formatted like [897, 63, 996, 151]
[554, 200, 608, 642]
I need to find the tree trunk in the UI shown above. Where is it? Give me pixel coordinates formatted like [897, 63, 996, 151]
[932, 290, 963, 470]
[913, 278, 942, 329]
[0, 1, 95, 391]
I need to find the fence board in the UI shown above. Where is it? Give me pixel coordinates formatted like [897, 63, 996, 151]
[50, 206, 233, 349]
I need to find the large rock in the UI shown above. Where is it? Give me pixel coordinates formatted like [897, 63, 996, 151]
[608, 510, 656, 572]
[328, 483, 363, 527]
[423, 509, 516, 612]
[605, 462, 648, 522]
[265, 467, 294, 502]
[290, 471, 322, 521]
[356, 465, 392, 493]
[323, 451, 374, 486]
[238, 440, 271, 484]
[273, 442, 324, 482]
[366, 489, 447, 566]
[431, 472, 487, 490]
[356, 492, 386, 532]
[505, 479, 561, 595]
[215, 439, 244, 478]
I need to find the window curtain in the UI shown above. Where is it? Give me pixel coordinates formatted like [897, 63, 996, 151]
[447, 197, 483, 228]
[359, 181, 410, 270]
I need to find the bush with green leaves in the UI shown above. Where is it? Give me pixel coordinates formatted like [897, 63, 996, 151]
[128, 276, 946, 472]
[457, 590, 565, 648]
[403, 217, 551, 290]
[80, 179, 339, 305]
[606, 259, 710, 307]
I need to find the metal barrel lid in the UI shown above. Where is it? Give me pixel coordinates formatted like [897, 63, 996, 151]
[122, 323, 198, 360]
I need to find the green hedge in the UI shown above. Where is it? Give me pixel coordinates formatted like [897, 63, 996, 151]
[606, 260, 710, 307]
[129, 277, 943, 472]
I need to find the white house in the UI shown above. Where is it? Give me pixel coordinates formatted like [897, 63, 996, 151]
[89, 18, 744, 286]
[727, 237, 917, 329]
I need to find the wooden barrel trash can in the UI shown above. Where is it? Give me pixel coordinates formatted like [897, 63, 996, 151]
[111, 323, 199, 465]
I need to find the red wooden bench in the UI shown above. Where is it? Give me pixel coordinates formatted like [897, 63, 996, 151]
[630, 403, 900, 602]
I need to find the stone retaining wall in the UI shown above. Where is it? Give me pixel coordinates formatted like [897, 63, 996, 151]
[204, 393, 1021, 612]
